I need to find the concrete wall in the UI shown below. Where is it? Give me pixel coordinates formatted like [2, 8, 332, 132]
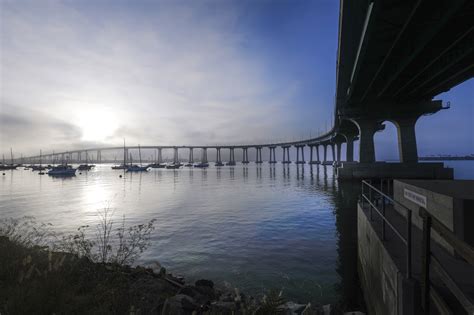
[358, 204, 400, 315]
[393, 180, 474, 253]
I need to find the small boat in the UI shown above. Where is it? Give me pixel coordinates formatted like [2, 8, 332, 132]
[165, 163, 181, 169]
[184, 163, 193, 167]
[194, 162, 209, 168]
[226, 161, 236, 166]
[148, 163, 167, 168]
[126, 144, 149, 172]
[215, 162, 224, 166]
[127, 165, 149, 172]
[111, 164, 127, 170]
[31, 165, 47, 171]
[78, 164, 94, 170]
[48, 165, 76, 176]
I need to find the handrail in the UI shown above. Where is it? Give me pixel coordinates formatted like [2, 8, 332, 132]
[361, 194, 407, 245]
[420, 207, 474, 315]
[361, 179, 412, 279]
[419, 207, 474, 266]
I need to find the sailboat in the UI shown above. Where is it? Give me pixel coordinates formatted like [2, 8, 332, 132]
[0, 149, 18, 170]
[32, 150, 47, 171]
[47, 151, 76, 176]
[127, 144, 149, 172]
[112, 140, 128, 170]
[78, 151, 95, 170]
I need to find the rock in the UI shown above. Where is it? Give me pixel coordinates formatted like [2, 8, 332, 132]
[210, 301, 237, 313]
[195, 279, 214, 289]
[161, 294, 198, 315]
[280, 301, 310, 314]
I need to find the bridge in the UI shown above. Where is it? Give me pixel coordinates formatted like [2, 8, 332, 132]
[18, 0, 473, 180]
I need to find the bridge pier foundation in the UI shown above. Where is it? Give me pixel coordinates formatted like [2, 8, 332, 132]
[353, 119, 383, 163]
[295, 145, 305, 164]
[396, 117, 418, 163]
[215, 148, 223, 166]
[269, 146, 277, 164]
[255, 147, 263, 164]
[173, 147, 179, 164]
[188, 148, 193, 164]
[227, 148, 236, 165]
[282, 146, 291, 164]
[242, 148, 249, 164]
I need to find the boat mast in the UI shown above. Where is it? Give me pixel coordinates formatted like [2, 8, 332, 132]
[10, 148, 13, 165]
[138, 144, 142, 166]
[123, 139, 127, 166]
[40, 150, 42, 167]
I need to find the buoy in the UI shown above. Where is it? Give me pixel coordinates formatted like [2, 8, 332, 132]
[2, 173, 5, 175]
[79, 172, 82, 175]
[119, 175, 122, 178]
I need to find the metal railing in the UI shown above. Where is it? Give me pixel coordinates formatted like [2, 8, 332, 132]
[419, 207, 474, 315]
[361, 179, 413, 279]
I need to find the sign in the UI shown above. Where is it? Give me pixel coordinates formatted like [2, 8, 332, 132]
[404, 188, 427, 208]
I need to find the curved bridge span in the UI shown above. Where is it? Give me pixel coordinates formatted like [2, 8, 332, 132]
[22, 132, 346, 166]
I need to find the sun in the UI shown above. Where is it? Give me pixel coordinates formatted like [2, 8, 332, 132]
[78, 108, 118, 143]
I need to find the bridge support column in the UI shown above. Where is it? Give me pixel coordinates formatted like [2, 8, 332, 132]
[346, 136, 355, 162]
[215, 148, 223, 165]
[255, 147, 263, 164]
[354, 119, 382, 163]
[188, 148, 193, 164]
[157, 148, 163, 164]
[227, 148, 236, 165]
[173, 148, 179, 164]
[395, 117, 418, 163]
[336, 142, 342, 164]
[269, 147, 276, 163]
[242, 148, 249, 164]
[330, 144, 335, 164]
[97, 150, 101, 164]
[201, 148, 208, 163]
[323, 145, 327, 164]
[295, 145, 305, 164]
[282, 146, 291, 163]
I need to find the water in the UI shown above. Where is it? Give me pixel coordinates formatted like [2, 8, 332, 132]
[1, 161, 471, 306]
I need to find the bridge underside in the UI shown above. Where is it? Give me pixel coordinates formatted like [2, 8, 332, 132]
[331, 0, 473, 179]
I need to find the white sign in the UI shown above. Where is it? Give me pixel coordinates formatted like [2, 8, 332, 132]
[404, 188, 427, 208]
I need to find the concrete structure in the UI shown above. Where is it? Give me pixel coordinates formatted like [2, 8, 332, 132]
[359, 180, 474, 314]
[358, 203, 417, 315]
[393, 180, 474, 253]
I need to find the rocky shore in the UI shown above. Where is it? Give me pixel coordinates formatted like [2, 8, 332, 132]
[0, 236, 339, 314]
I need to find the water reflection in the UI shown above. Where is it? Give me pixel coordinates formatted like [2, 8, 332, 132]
[0, 164, 363, 308]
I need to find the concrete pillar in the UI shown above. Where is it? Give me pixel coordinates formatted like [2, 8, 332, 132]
[216, 148, 221, 163]
[346, 137, 355, 162]
[395, 117, 418, 163]
[173, 148, 179, 164]
[158, 148, 163, 164]
[323, 145, 327, 163]
[355, 119, 381, 163]
[256, 147, 262, 163]
[316, 145, 320, 163]
[242, 148, 249, 164]
[330, 144, 335, 162]
[188, 148, 193, 163]
[336, 142, 342, 163]
[201, 148, 207, 163]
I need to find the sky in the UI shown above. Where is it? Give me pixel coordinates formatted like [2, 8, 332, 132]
[0, 0, 472, 159]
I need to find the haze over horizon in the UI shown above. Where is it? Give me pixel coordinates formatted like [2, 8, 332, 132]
[1, 0, 473, 159]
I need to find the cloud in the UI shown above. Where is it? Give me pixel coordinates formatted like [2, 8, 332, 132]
[1, 0, 317, 155]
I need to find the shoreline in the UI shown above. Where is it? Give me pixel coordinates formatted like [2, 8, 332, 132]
[0, 236, 346, 314]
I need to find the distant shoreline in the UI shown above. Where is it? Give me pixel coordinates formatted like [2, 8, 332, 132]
[419, 156, 474, 161]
